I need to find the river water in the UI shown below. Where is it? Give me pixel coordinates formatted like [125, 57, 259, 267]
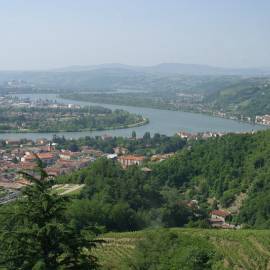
[0, 93, 265, 140]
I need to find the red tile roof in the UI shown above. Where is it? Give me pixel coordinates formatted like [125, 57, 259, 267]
[19, 162, 36, 170]
[118, 155, 145, 161]
[37, 153, 55, 159]
[210, 210, 230, 217]
[24, 153, 55, 161]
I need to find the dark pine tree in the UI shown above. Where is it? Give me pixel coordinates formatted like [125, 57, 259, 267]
[0, 157, 100, 270]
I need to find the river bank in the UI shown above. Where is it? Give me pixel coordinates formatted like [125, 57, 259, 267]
[0, 117, 149, 134]
[60, 94, 261, 128]
[1, 93, 264, 141]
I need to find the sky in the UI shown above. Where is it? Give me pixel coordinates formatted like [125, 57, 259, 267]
[0, 0, 270, 70]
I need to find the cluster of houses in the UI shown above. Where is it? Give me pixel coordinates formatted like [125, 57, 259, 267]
[255, 115, 270, 126]
[117, 155, 146, 168]
[0, 138, 159, 189]
[209, 209, 237, 229]
[0, 136, 178, 189]
[182, 200, 238, 229]
[111, 147, 175, 168]
[3, 130, 239, 189]
[176, 130, 226, 140]
[0, 139, 103, 189]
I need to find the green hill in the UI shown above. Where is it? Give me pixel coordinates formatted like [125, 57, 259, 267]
[153, 130, 270, 228]
[204, 77, 270, 117]
[95, 229, 270, 270]
[61, 129, 270, 231]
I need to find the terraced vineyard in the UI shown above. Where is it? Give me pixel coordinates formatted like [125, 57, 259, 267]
[93, 229, 270, 270]
[92, 237, 137, 270]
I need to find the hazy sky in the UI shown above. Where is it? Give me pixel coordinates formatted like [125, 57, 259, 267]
[1, 0, 270, 70]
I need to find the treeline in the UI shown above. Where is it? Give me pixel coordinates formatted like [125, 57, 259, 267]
[0, 106, 146, 132]
[60, 92, 205, 113]
[53, 132, 186, 155]
[60, 93, 175, 111]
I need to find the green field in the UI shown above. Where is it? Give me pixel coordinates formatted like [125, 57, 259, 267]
[94, 229, 270, 270]
[52, 184, 84, 196]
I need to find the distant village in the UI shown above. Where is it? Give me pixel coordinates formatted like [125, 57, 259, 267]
[0, 138, 96, 189]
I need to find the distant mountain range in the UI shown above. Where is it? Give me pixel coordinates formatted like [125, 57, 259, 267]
[0, 63, 270, 92]
[52, 63, 270, 76]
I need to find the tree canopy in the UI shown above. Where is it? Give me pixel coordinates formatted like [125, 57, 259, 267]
[0, 159, 99, 270]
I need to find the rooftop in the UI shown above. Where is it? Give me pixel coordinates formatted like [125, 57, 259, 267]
[211, 209, 230, 217]
[118, 155, 145, 161]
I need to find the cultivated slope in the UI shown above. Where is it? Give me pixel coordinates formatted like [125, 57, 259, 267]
[95, 229, 270, 270]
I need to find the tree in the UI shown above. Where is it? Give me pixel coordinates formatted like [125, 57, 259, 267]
[126, 230, 222, 270]
[68, 142, 79, 152]
[142, 132, 151, 144]
[212, 199, 218, 210]
[131, 130, 137, 139]
[0, 158, 99, 270]
[160, 187, 194, 227]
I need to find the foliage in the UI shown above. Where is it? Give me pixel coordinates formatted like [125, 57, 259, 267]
[59, 129, 270, 229]
[204, 77, 270, 117]
[96, 229, 270, 270]
[53, 132, 186, 156]
[150, 130, 270, 227]
[0, 106, 146, 132]
[47, 127, 270, 232]
[0, 159, 99, 270]
[121, 230, 222, 270]
[60, 158, 199, 232]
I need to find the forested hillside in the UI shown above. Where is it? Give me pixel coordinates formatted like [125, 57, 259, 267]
[58, 129, 270, 230]
[204, 77, 270, 117]
[153, 130, 270, 227]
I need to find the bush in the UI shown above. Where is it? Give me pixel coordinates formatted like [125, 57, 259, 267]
[125, 230, 223, 270]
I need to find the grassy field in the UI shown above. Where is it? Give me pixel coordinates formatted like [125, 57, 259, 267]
[52, 184, 84, 196]
[93, 228, 270, 270]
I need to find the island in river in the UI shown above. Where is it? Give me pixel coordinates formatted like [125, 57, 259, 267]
[0, 97, 148, 133]
[0, 93, 265, 141]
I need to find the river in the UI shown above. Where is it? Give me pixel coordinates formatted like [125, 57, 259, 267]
[0, 93, 265, 140]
